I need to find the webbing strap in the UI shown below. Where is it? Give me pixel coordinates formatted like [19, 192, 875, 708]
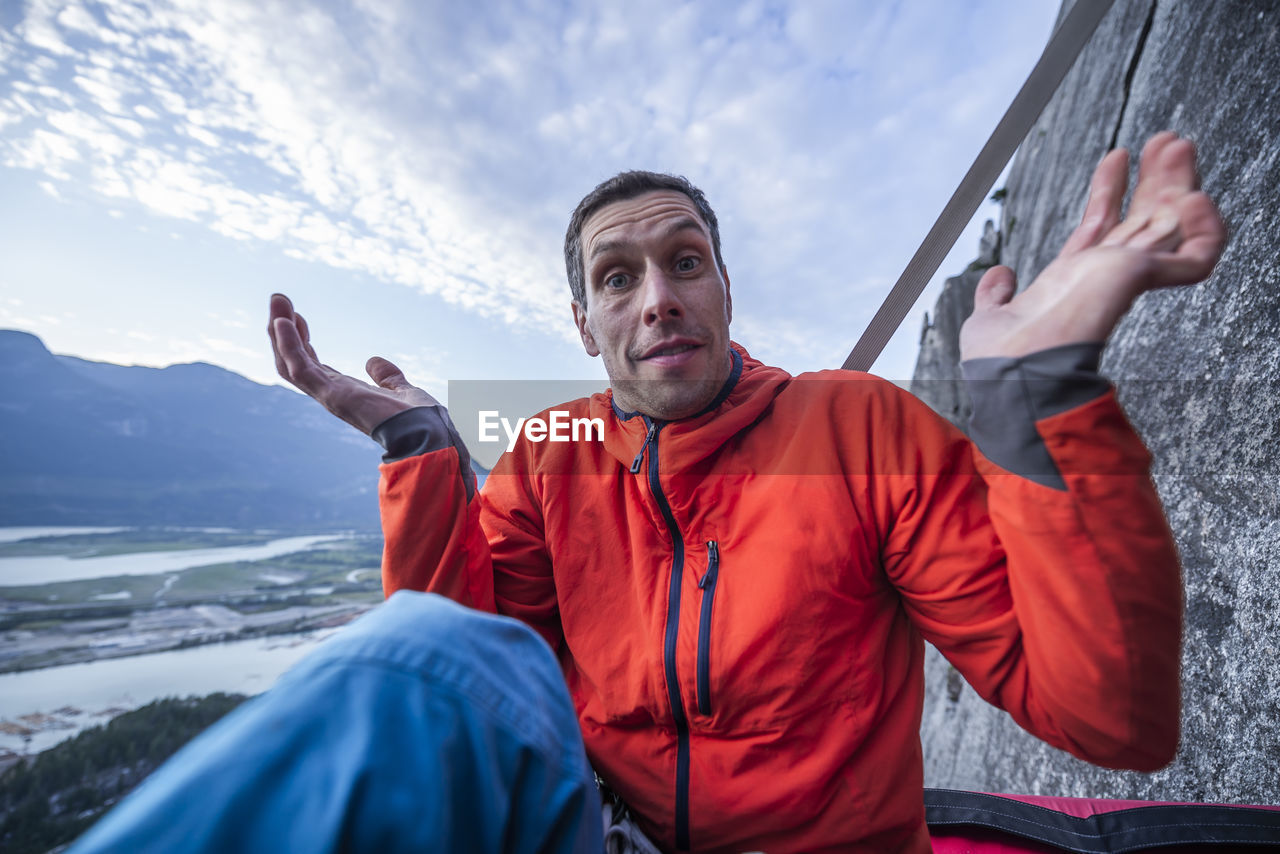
[924, 789, 1280, 851]
[840, 0, 1118, 372]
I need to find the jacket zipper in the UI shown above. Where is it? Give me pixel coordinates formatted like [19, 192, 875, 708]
[629, 421, 657, 474]
[637, 416, 693, 851]
[696, 540, 720, 716]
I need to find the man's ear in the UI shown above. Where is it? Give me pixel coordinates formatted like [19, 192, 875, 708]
[722, 266, 733, 324]
[572, 301, 600, 357]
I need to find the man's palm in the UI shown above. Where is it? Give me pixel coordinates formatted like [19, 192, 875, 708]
[268, 293, 438, 436]
[961, 132, 1226, 360]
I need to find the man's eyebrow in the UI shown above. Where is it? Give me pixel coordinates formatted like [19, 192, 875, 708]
[588, 239, 624, 262]
[587, 218, 708, 263]
[662, 217, 706, 241]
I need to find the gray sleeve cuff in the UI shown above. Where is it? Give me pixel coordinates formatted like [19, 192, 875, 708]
[371, 406, 476, 501]
[961, 342, 1110, 490]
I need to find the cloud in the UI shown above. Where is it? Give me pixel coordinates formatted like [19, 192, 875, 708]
[1, 0, 1056, 376]
[201, 336, 260, 359]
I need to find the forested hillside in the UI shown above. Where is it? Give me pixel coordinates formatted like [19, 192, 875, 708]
[0, 694, 246, 854]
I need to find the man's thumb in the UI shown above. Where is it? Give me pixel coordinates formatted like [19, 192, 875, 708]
[973, 265, 1017, 310]
[366, 356, 407, 389]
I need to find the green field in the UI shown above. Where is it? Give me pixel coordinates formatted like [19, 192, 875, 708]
[0, 533, 384, 624]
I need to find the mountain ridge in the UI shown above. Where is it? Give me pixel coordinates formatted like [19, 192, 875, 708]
[0, 329, 411, 530]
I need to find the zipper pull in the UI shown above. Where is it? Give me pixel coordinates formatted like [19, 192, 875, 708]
[629, 420, 657, 474]
[700, 540, 720, 589]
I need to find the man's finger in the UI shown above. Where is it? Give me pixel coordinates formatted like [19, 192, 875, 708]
[1134, 131, 1179, 186]
[295, 312, 321, 362]
[268, 293, 296, 329]
[1061, 148, 1129, 255]
[973, 265, 1017, 311]
[267, 318, 288, 379]
[1098, 210, 1153, 248]
[366, 356, 409, 390]
[1129, 133, 1197, 218]
[1146, 244, 1221, 289]
[1147, 192, 1227, 287]
[268, 293, 298, 378]
[272, 315, 327, 395]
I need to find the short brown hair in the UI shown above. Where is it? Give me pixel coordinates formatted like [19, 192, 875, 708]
[564, 171, 724, 306]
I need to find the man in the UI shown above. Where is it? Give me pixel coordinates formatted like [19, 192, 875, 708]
[72, 132, 1224, 854]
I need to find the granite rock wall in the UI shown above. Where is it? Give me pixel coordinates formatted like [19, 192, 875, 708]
[911, 0, 1280, 802]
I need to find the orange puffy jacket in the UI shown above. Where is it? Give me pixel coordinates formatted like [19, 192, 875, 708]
[379, 345, 1182, 853]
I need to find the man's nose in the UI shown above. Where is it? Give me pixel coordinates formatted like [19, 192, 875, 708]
[640, 266, 684, 324]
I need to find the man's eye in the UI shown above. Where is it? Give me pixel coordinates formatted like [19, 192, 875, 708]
[605, 273, 629, 289]
[676, 256, 699, 272]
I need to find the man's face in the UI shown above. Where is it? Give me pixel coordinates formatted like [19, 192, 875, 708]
[572, 190, 733, 421]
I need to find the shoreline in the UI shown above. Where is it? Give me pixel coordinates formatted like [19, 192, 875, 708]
[0, 600, 372, 674]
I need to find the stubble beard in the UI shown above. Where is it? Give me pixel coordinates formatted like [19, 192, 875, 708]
[612, 376, 725, 421]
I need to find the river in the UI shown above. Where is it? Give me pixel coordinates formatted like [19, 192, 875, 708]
[0, 533, 349, 586]
[0, 527, 360, 756]
[0, 527, 127, 544]
[0, 630, 337, 755]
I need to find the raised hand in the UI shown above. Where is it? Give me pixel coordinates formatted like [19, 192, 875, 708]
[960, 131, 1227, 360]
[268, 293, 439, 435]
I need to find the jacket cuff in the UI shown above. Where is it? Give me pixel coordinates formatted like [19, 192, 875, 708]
[961, 343, 1110, 491]
[371, 406, 476, 501]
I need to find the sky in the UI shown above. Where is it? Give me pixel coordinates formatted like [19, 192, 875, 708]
[0, 0, 1061, 408]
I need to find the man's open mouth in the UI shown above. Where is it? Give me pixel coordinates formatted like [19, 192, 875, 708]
[640, 340, 702, 360]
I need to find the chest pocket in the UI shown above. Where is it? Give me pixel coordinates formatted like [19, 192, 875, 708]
[696, 539, 721, 715]
[689, 477, 890, 732]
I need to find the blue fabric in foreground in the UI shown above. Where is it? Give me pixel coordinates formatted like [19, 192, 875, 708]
[68, 591, 603, 854]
